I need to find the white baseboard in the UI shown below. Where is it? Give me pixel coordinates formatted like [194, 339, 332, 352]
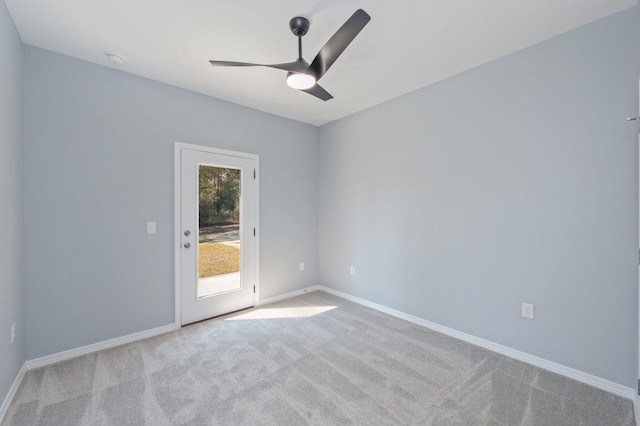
[19, 285, 323, 373]
[317, 285, 637, 402]
[257, 285, 321, 306]
[0, 362, 27, 424]
[3, 286, 636, 423]
[25, 323, 178, 370]
[18, 284, 325, 379]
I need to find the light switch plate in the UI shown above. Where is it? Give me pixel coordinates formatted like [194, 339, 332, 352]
[147, 222, 157, 234]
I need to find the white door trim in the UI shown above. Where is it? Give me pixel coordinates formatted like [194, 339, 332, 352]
[174, 142, 259, 327]
[637, 78, 640, 394]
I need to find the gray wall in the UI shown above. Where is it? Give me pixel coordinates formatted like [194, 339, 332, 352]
[0, 0, 25, 405]
[318, 8, 639, 387]
[23, 47, 319, 359]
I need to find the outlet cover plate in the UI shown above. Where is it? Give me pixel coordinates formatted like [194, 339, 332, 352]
[521, 303, 534, 319]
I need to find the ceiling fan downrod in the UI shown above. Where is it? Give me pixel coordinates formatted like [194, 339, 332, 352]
[289, 16, 310, 61]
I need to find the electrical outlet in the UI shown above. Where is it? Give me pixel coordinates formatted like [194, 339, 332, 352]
[300, 262, 305, 271]
[521, 303, 534, 319]
[350, 266, 356, 275]
[11, 323, 15, 344]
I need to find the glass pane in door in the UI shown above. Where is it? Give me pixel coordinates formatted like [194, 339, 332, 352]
[197, 165, 241, 298]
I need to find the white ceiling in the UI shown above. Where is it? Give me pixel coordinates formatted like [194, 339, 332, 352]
[5, 0, 636, 126]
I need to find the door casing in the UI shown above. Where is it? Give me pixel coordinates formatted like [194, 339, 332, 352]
[174, 142, 259, 326]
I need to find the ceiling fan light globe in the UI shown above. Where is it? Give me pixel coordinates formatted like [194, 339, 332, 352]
[286, 72, 316, 90]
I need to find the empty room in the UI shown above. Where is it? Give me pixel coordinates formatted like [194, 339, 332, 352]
[1, 0, 640, 424]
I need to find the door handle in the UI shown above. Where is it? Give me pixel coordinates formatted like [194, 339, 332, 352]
[183, 242, 191, 249]
[184, 230, 191, 236]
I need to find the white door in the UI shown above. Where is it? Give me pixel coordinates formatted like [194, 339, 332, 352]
[177, 144, 257, 325]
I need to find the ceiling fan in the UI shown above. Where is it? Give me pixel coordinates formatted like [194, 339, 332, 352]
[209, 9, 371, 101]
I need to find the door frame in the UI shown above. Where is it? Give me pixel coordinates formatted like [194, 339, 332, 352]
[174, 141, 259, 326]
[637, 78, 640, 394]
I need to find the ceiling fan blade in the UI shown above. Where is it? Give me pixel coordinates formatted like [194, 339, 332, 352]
[309, 9, 371, 80]
[209, 60, 308, 73]
[209, 60, 261, 67]
[301, 84, 333, 101]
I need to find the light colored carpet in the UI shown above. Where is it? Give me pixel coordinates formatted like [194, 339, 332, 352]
[2, 291, 635, 425]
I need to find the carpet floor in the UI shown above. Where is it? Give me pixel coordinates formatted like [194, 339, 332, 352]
[2, 291, 635, 425]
